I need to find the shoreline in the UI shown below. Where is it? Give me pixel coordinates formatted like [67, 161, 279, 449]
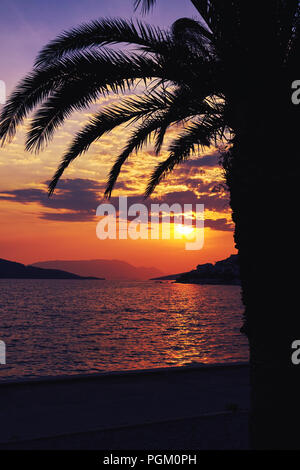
[0, 360, 248, 386]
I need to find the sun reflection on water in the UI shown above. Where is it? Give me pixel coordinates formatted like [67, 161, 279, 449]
[0, 280, 247, 380]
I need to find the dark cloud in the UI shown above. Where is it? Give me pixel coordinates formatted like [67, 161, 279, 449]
[45, 178, 102, 192]
[184, 178, 222, 192]
[113, 181, 134, 191]
[0, 178, 104, 222]
[168, 151, 222, 182]
[0, 188, 45, 203]
[182, 151, 221, 169]
[196, 194, 229, 212]
[151, 150, 221, 171]
[39, 211, 94, 222]
[0, 178, 231, 229]
[205, 218, 234, 232]
[148, 190, 229, 213]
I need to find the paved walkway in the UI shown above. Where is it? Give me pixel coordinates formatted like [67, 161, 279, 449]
[0, 363, 249, 449]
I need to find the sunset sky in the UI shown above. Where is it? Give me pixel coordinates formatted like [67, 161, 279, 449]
[0, 0, 236, 274]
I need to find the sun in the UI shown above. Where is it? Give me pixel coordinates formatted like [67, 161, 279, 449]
[175, 224, 195, 237]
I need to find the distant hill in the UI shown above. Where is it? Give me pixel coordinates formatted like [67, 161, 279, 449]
[153, 255, 240, 285]
[0, 258, 101, 280]
[32, 259, 163, 281]
[151, 272, 188, 280]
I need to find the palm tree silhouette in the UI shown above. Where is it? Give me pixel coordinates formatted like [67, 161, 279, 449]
[0, 0, 299, 449]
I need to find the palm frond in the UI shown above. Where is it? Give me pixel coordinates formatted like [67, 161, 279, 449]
[105, 95, 218, 197]
[48, 82, 217, 196]
[153, 87, 218, 154]
[105, 115, 166, 198]
[134, 0, 157, 14]
[26, 82, 100, 153]
[145, 116, 224, 197]
[0, 49, 160, 148]
[190, 1, 215, 28]
[154, 124, 168, 155]
[2, 1, 229, 202]
[0, 67, 66, 145]
[35, 17, 169, 67]
[48, 91, 173, 195]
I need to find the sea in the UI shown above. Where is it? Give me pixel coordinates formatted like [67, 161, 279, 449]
[0, 279, 248, 381]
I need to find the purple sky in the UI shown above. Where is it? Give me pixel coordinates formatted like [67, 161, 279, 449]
[0, 0, 196, 92]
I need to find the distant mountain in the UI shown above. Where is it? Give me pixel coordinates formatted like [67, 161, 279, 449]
[0, 258, 101, 280]
[32, 259, 163, 281]
[153, 255, 240, 285]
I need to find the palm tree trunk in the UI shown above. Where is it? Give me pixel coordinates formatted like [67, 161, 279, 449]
[224, 83, 300, 448]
